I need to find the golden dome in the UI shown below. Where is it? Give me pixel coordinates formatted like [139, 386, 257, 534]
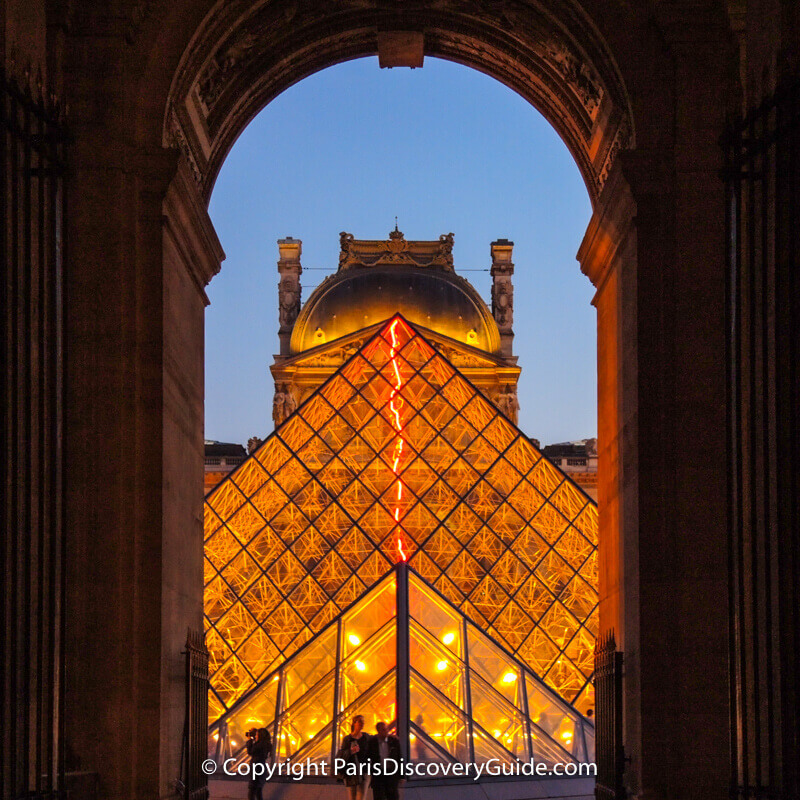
[290, 231, 501, 355]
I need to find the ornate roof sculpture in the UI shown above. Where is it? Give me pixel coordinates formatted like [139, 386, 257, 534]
[210, 567, 595, 772]
[205, 316, 598, 740]
[338, 227, 455, 271]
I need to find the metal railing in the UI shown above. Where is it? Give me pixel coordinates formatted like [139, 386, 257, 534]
[594, 632, 624, 799]
[1, 65, 67, 800]
[183, 628, 210, 800]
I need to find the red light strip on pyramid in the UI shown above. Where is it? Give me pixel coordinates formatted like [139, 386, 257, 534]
[387, 319, 407, 562]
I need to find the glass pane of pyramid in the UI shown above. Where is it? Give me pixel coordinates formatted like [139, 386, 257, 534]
[466, 625, 525, 708]
[472, 724, 522, 766]
[337, 673, 398, 745]
[409, 575, 463, 658]
[469, 672, 530, 761]
[526, 674, 583, 761]
[339, 621, 396, 712]
[409, 620, 465, 708]
[342, 573, 396, 657]
[221, 672, 279, 754]
[408, 723, 458, 765]
[291, 727, 333, 767]
[275, 672, 335, 760]
[409, 669, 470, 762]
[205, 315, 598, 723]
[281, 625, 336, 710]
[210, 560, 593, 777]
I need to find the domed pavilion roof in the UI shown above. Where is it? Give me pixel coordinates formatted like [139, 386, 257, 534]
[289, 229, 501, 355]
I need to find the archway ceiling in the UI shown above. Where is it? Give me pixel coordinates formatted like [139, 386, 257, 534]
[166, 0, 632, 204]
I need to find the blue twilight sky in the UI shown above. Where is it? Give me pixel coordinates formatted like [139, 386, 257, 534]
[206, 57, 595, 448]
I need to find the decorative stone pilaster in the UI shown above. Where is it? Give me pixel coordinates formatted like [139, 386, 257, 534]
[277, 237, 302, 356]
[490, 239, 514, 358]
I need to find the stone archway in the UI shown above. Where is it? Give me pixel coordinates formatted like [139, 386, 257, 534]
[162, 1, 632, 205]
[60, 2, 734, 799]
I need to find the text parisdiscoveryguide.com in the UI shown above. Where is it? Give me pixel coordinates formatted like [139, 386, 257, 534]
[202, 757, 598, 781]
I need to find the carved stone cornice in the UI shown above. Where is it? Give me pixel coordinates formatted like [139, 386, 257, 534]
[576, 157, 636, 294]
[162, 155, 225, 303]
[166, 108, 203, 187]
[164, 0, 634, 204]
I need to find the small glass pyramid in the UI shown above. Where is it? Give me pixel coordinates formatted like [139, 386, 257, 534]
[204, 316, 598, 725]
[209, 565, 593, 773]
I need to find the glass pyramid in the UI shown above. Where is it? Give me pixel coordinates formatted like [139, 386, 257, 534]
[204, 315, 598, 725]
[209, 566, 594, 773]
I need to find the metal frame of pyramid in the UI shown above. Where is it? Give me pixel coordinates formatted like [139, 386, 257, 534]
[204, 315, 598, 728]
[209, 563, 594, 774]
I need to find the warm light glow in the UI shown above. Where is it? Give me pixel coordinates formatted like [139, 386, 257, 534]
[203, 317, 600, 722]
[502, 672, 517, 684]
[388, 319, 407, 563]
[561, 731, 572, 740]
[355, 660, 366, 671]
[397, 537, 407, 562]
[436, 660, 448, 671]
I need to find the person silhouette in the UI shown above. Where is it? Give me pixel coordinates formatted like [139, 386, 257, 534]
[337, 714, 369, 800]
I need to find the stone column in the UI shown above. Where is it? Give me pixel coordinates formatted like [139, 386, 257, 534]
[63, 135, 220, 800]
[277, 237, 302, 356]
[578, 159, 640, 795]
[490, 239, 514, 358]
[162, 156, 224, 794]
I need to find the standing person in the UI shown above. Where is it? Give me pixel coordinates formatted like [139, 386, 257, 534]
[337, 714, 369, 800]
[257, 727, 272, 765]
[367, 722, 402, 800]
[245, 727, 271, 800]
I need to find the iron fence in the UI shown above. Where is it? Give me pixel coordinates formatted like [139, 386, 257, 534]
[183, 628, 210, 800]
[594, 632, 624, 799]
